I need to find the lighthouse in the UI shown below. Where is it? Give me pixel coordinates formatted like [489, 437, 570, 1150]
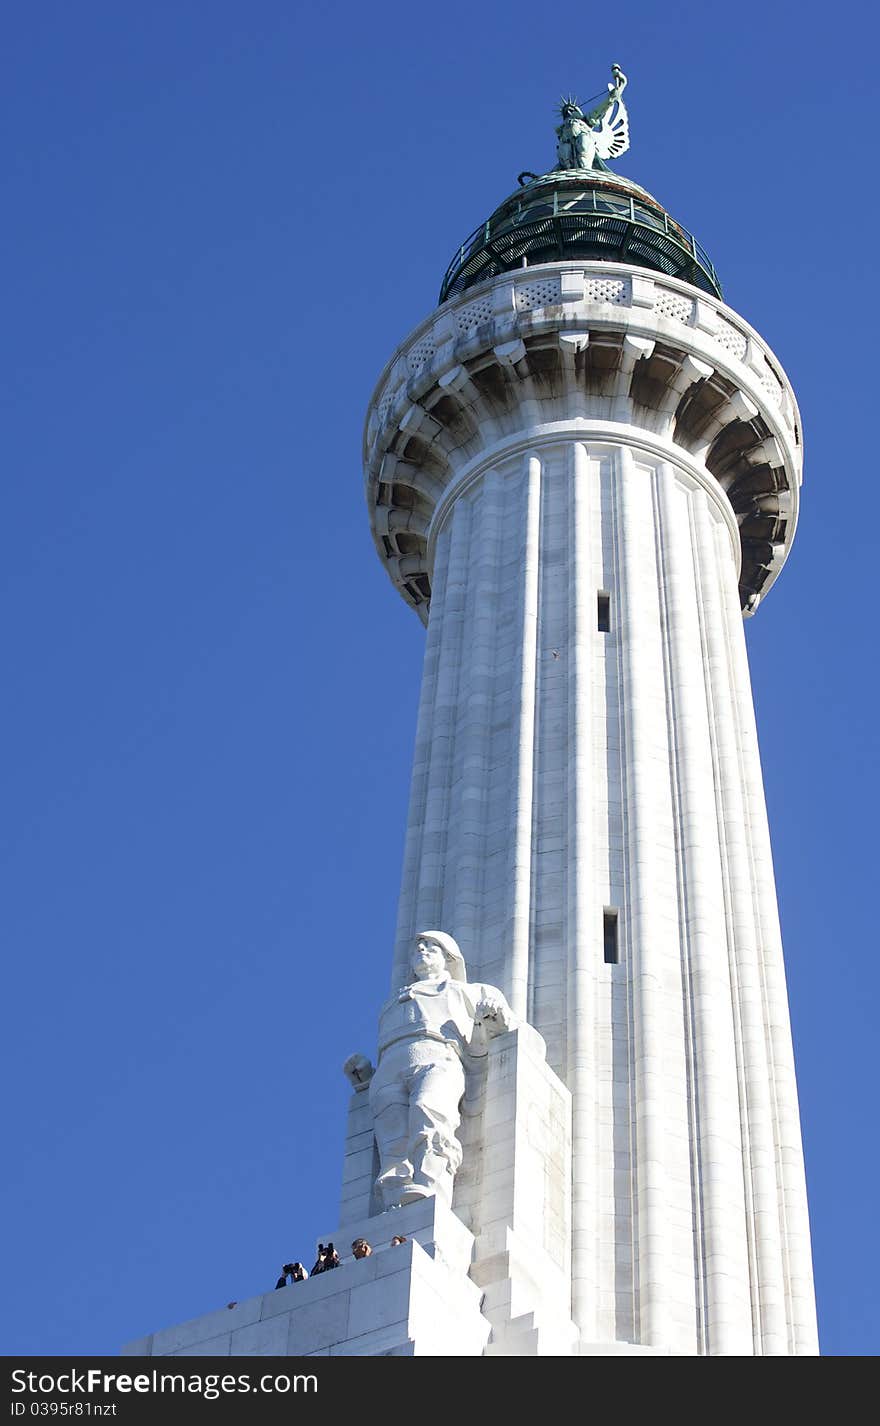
[354, 67, 818, 1356]
[122, 67, 818, 1359]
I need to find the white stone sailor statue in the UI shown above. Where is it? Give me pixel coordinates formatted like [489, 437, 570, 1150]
[366, 931, 516, 1211]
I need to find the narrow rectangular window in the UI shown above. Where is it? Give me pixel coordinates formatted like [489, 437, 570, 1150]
[603, 909, 619, 964]
[597, 591, 611, 632]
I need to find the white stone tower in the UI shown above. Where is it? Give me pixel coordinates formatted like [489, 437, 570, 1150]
[357, 81, 819, 1357]
[121, 74, 819, 1362]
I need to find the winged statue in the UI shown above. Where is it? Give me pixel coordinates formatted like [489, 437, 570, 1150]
[555, 64, 629, 171]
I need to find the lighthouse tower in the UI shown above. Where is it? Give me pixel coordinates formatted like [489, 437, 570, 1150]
[122, 70, 819, 1361]
[354, 70, 818, 1357]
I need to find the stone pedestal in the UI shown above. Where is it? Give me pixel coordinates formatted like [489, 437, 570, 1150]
[463, 1025, 579, 1355]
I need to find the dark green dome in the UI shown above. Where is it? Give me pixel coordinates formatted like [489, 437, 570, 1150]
[439, 168, 721, 304]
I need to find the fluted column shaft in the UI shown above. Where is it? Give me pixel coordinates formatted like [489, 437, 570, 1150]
[386, 427, 815, 1354]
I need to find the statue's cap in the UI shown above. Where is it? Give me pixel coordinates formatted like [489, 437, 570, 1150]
[414, 930, 466, 981]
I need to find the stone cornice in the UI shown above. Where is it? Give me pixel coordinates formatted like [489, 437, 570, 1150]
[363, 262, 801, 622]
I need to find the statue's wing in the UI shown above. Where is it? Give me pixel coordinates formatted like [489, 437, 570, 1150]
[593, 99, 630, 160]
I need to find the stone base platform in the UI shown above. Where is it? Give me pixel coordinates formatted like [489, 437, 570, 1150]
[121, 1198, 490, 1358]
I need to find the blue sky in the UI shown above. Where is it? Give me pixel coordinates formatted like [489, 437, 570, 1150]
[2, 0, 877, 1357]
